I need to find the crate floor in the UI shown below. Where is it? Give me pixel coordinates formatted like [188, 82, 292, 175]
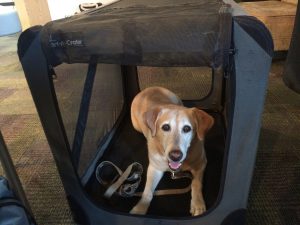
[85, 112, 225, 217]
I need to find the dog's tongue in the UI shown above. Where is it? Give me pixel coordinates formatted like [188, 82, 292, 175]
[168, 162, 182, 170]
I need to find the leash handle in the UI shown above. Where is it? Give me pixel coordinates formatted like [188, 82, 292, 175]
[96, 161, 143, 198]
[95, 161, 193, 198]
[95, 161, 123, 185]
[104, 164, 133, 198]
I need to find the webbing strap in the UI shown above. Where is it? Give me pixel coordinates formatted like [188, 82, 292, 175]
[218, 4, 233, 75]
[137, 185, 191, 197]
[96, 161, 192, 198]
[104, 163, 135, 198]
[72, 61, 97, 168]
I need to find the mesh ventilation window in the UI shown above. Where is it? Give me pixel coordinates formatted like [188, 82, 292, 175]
[53, 63, 86, 145]
[137, 67, 212, 100]
[54, 64, 124, 176]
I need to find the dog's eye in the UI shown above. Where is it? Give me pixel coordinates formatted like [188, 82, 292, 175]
[161, 124, 170, 132]
[182, 125, 191, 133]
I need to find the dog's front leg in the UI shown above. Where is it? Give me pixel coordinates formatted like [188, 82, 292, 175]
[190, 169, 206, 216]
[130, 164, 163, 215]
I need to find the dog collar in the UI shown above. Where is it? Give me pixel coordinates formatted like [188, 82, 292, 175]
[170, 170, 193, 180]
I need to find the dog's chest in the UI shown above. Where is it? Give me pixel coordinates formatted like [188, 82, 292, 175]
[149, 153, 169, 170]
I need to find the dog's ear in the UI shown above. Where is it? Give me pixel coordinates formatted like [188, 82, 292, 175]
[143, 108, 161, 137]
[192, 108, 214, 141]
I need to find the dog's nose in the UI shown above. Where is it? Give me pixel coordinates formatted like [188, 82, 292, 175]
[168, 150, 183, 162]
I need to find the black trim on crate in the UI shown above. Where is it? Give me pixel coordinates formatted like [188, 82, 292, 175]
[221, 209, 246, 225]
[234, 16, 274, 57]
[0, 2, 14, 6]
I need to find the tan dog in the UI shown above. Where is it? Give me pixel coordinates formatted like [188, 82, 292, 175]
[130, 87, 214, 216]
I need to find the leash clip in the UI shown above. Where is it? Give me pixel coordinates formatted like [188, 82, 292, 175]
[171, 170, 176, 179]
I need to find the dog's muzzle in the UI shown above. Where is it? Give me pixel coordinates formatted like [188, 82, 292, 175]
[168, 150, 183, 171]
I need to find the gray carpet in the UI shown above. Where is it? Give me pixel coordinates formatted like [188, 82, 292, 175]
[246, 60, 300, 225]
[0, 33, 299, 225]
[0, 33, 74, 225]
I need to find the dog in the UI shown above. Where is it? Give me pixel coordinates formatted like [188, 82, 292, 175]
[130, 87, 214, 216]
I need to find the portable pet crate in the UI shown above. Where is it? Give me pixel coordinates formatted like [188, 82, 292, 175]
[17, 0, 273, 224]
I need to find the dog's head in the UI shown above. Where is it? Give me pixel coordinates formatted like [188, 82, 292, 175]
[143, 107, 214, 171]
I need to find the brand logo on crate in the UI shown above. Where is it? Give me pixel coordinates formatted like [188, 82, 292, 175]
[49, 32, 85, 48]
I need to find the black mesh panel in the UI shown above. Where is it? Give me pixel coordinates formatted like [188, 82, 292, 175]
[138, 67, 212, 100]
[53, 64, 124, 176]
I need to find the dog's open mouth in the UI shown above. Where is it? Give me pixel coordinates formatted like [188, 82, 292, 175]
[168, 161, 182, 171]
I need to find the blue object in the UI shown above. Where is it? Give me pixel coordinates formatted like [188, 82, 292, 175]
[0, 177, 35, 225]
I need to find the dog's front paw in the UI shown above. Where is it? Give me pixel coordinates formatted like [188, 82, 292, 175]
[190, 201, 206, 216]
[130, 202, 149, 215]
